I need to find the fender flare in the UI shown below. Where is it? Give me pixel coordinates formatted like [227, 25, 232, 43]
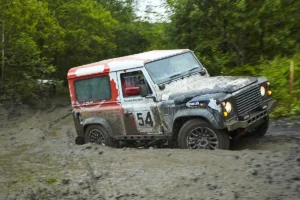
[83, 117, 114, 138]
[172, 109, 225, 130]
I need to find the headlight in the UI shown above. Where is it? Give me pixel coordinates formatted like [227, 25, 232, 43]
[224, 102, 232, 113]
[260, 86, 266, 96]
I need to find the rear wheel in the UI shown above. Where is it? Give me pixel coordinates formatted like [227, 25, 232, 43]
[84, 125, 115, 147]
[177, 119, 229, 150]
[75, 136, 85, 145]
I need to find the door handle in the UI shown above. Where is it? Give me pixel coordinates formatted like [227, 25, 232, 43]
[124, 112, 133, 117]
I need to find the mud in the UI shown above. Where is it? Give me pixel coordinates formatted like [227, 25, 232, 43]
[0, 105, 300, 200]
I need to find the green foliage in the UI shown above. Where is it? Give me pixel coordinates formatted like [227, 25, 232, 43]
[166, 0, 300, 75]
[46, 178, 57, 184]
[1, 0, 64, 103]
[0, 0, 167, 103]
[46, 0, 118, 80]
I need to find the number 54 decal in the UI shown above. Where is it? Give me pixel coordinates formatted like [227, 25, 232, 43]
[136, 112, 153, 127]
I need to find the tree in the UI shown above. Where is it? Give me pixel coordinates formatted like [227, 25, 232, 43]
[97, 0, 151, 56]
[1, 0, 64, 101]
[46, 0, 117, 80]
[166, 0, 300, 75]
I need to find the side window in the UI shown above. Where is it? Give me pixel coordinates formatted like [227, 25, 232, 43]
[74, 76, 111, 102]
[121, 71, 152, 97]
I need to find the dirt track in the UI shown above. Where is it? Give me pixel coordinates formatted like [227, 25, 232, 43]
[0, 105, 300, 200]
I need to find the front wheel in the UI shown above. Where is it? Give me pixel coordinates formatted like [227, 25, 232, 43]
[177, 119, 229, 150]
[251, 116, 269, 137]
[84, 125, 115, 147]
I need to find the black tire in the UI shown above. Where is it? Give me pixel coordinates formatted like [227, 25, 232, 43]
[75, 136, 85, 145]
[252, 116, 269, 137]
[84, 125, 115, 147]
[177, 119, 229, 150]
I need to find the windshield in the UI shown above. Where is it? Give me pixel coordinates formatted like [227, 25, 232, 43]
[145, 52, 203, 84]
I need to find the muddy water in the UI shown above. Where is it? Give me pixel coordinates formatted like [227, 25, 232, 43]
[0, 106, 300, 200]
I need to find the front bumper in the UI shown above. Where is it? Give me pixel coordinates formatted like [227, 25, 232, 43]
[225, 100, 277, 131]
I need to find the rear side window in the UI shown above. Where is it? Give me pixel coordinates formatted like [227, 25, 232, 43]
[74, 76, 111, 102]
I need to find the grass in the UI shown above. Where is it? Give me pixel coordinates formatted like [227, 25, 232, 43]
[46, 178, 57, 184]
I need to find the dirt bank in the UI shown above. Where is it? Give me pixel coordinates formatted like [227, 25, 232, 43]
[0, 105, 299, 200]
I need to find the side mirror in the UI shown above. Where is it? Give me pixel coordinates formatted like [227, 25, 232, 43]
[139, 84, 149, 97]
[200, 69, 207, 76]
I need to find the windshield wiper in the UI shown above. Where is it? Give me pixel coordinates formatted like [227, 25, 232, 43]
[169, 73, 182, 79]
[188, 67, 200, 72]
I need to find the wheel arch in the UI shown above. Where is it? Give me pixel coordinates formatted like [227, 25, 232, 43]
[83, 117, 114, 138]
[172, 109, 224, 140]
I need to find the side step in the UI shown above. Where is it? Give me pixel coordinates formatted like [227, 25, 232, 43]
[114, 135, 170, 141]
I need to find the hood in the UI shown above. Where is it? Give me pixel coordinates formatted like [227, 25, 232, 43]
[156, 74, 257, 102]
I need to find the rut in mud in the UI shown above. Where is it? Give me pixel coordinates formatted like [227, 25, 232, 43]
[0, 104, 300, 200]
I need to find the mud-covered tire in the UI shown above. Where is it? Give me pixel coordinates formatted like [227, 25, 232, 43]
[177, 119, 229, 150]
[84, 125, 115, 147]
[75, 136, 85, 145]
[253, 116, 269, 137]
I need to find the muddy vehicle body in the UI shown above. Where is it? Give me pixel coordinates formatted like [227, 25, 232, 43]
[67, 49, 277, 149]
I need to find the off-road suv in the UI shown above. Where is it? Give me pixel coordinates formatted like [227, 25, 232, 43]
[67, 49, 277, 149]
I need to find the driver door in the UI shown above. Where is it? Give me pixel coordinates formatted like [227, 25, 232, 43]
[117, 68, 161, 135]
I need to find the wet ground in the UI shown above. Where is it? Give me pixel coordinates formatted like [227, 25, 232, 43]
[0, 105, 300, 200]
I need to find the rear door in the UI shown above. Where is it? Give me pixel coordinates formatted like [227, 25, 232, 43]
[117, 68, 161, 135]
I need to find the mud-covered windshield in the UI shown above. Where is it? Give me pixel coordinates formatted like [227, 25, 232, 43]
[145, 52, 204, 84]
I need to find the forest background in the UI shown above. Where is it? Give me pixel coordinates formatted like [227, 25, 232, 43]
[0, 0, 299, 118]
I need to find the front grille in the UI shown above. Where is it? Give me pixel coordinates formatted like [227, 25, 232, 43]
[234, 86, 262, 116]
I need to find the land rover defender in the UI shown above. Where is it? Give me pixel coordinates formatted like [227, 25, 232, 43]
[67, 49, 277, 149]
